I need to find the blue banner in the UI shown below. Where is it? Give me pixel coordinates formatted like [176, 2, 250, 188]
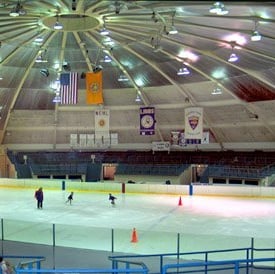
[140, 107, 155, 135]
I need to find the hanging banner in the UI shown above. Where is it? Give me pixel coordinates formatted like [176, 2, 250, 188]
[95, 109, 110, 133]
[140, 107, 155, 135]
[184, 107, 203, 140]
[95, 109, 110, 147]
[79, 134, 87, 147]
[170, 131, 181, 146]
[86, 71, 103, 105]
[70, 134, 78, 147]
[170, 130, 209, 146]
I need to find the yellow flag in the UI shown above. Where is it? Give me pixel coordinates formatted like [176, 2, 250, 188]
[86, 71, 103, 105]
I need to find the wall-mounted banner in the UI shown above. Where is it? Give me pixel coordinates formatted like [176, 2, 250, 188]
[70, 134, 78, 147]
[170, 131, 181, 146]
[95, 109, 110, 133]
[152, 141, 170, 152]
[170, 130, 209, 146]
[140, 107, 155, 135]
[184, 107, 203, 140]
[182, 131, 209, 145]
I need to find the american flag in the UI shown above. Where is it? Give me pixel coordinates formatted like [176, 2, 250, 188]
[60, 72, 78, 104]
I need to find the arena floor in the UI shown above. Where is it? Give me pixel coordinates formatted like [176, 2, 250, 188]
[0, 186, 274, 268]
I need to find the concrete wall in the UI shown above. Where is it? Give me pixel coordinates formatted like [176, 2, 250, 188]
[0, 178, 274, 197]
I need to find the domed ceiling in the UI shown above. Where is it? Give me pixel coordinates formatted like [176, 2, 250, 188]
[0, 1, 275, 152]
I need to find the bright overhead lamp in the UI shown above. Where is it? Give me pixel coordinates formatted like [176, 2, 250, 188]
[135, 94, 142, 102]
[9, 7, 20, 16]
[10, 1, 26, 17]
[228, 52, 238, 62]
[34, 36, 44, 43]
[228, 43, 238, 62]
[209, 2, 228, 15]
[53, 95, 61, 103]
[35, 55, 48, 63]
[54, 21, 63, 30]
[217, 6, 228, 15]
[118, 75, 129, 82]
[53, 14, 63, 30]
[169, 12, 178, 34]
[169, 25, 178, 35]
[177, 67, 190, 75]
[100, 18, 109, 35]
[100, 28, 109, 35]
[228, 53, 238, 62]
[251, 21, 261, 41]
[103, 55, 112, 63]
[211, 86, 222, 95]
[251, 30, 261, 41]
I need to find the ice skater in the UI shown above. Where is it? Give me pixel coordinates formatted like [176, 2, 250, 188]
[109, 193, 117, 205]
[34, 187, 44, 209]
[66, 192, 74, 205]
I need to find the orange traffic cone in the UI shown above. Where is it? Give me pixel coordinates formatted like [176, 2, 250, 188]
[178, 196, 182, 206]
[131, 228, 138, 243]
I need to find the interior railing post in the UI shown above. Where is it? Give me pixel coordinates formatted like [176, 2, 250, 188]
[1, 218, 4, 256]
[53, 223, 56, 269]
[251, 237, 254, 269]
[177, 233, 180, 273]
[111, 228, 114, 253]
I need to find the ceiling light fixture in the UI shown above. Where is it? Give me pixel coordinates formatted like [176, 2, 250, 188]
[9, 1, 26, 17]
[228, 52, 238, 62]
[228, 43, 238, 62]
[53, 94, 61, 103]
[177, 67, 190, 75]
[103, 55, 112, 63]
[251, 20, 261, 41]
[35, 55, 48, 63]
[169, 12, 178, 34]
[100, 18, 109, 35]
[34, 36, 44, 43]
[135, 93, 141, 102]
[36, 49, 48, 63]
[251, 30, 261, 42]
[211, 85, 222, 95]
[53, 14, 63, 30]
[209, 2, 228, 15]
[100, 28, 109, 36]
[118, 74, 129, 82]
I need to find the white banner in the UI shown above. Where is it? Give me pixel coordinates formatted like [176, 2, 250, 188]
[86, 134, 95, 147]
[152, 141, 170, 151]
[70, 134, 78, 147]
[79, 134, 87, 147]
[95, 109, 110, 133]
[184, 107, 203, 140]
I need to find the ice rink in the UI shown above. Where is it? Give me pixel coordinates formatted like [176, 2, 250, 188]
[0, 186, 274, 267]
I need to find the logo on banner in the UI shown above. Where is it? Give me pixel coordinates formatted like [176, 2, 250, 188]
[90, 83, 99, 92]
[188, 115, 199, 130]
[140, 107, 155, 135]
